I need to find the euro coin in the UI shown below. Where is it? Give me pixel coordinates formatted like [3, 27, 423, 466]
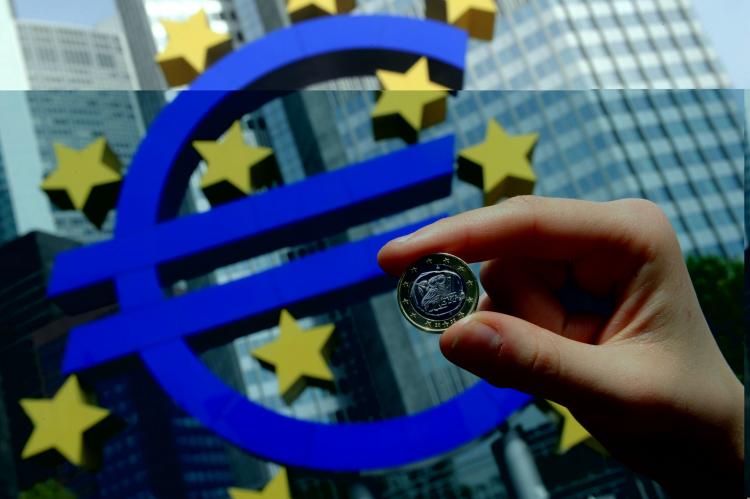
[397, 253, 479, 333]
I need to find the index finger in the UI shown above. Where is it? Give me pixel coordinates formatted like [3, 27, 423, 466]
[377, 196, 674, 275]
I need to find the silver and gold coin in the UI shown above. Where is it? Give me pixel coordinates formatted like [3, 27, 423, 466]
[397, 253, 479, 333]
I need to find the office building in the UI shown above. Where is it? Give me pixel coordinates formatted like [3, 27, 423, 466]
[0, 149, 17, 245]
[0, 372, 16, 498]
[744, 90, 748, 244]
[331, 89, 745, 258]
[15, 20, 136, 90]
[0, 232, 260, 498]
[341, 0, 730, 89]
[16, 19, 147, 244]
[0, 3, 148, 244]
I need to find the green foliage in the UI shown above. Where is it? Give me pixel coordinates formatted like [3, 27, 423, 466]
[686, 255, 744, 381]
[19, 479, 76, 499]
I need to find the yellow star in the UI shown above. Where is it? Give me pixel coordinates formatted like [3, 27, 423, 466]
[457, 120, 538, 205]
[40, 137, 122, 229]
[193, 121, 282, 206]
[548, 401, 607, 455]
[287, 0, 355, 23]
[20, 376, 117, 470]
[371, 58, 449, 144]
[426, 0, 498, 40]
[229, 468, 291, 499]
[155, 10, 233, 87]
[251, 310, 336, 405]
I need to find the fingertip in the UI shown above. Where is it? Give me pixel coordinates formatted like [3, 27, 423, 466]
[439, 323, 458, 356]
[377, 239, 405, 276]
[440, 313, 501, 366]
[379, 228, 428, 274]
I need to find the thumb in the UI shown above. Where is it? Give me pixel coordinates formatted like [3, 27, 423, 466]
[440, 311, 614, 407]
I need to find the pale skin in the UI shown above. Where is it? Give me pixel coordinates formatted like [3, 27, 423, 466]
[378, 196, 743, 497]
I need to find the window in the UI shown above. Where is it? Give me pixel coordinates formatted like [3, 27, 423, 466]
[96, 53, 115, 68]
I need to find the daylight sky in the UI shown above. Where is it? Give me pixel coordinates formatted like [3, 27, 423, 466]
[11, 0, 750, 88]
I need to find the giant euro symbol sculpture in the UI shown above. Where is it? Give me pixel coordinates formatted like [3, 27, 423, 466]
[48, 15, 532, 471]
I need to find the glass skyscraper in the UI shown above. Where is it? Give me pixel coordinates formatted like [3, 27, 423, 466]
[328, 89, 745, 258]
[347, 0, 730, 89]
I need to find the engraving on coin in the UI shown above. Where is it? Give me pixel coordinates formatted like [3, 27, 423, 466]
[411, 271, 466, 318]
[397, 253, 479, 334]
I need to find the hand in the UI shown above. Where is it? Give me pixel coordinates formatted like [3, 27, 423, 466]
[378, 196, 743, 497]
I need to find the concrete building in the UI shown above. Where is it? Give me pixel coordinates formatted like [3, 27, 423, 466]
[15, 20, 135, 90]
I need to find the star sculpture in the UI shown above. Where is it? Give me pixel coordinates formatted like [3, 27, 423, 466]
[457, 119, 538, 206]
[155, 10, 233, 87]
[371, 57, 450, 144]
[426, 0, 498, 40]
[229, 468, 291, 499]
[548, 401, 606, 454]
[287, 0, 356, 23]
[20, 375, 120, 470]
[193, 121, 283, 206]
[251, 310, 336, 405]
[40, 137, 122, 229]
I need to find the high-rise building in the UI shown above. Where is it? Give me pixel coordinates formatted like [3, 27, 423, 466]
[0, 231, 261, 498]
[344, 0, 730, 89]
[15, 20, 136, 90]
[0, 146, 17, 244]
[0, 3, 148, 244]
[15, 19, 148, 244]
[0, 370, 17, 499]
[744, 90, 748, 244]
[331, 89, 746, 258]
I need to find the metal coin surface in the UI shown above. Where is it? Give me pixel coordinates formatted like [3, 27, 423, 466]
[397, 253, 479, 333]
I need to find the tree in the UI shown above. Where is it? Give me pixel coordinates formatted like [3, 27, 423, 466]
[19, 479, 75, 499]
[686, 255, 743, 381]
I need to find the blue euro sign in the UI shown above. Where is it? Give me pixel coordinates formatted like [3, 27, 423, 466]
[49, 15, 532, 471]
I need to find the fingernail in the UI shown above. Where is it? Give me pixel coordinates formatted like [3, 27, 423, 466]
[392, 234, 413, 244]
[393, 224, 436, 244]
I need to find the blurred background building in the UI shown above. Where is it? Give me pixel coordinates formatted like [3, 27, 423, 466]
[0, 0, 746, 497]
[0, 230, 267, 498]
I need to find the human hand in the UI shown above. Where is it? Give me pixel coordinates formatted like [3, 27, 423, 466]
[378, 196, 743, 497]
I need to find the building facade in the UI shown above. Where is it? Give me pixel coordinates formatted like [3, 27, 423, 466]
[345, 0, 730, 89]
[0, 232, 261, 498]
[0, 4, 148, 244]
[0, 146, 17, 244]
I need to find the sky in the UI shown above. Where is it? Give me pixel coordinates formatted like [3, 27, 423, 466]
[10, 0, 750, 88]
